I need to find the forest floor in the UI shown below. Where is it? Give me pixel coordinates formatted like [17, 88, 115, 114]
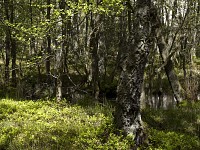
[0, 99, 200, 150]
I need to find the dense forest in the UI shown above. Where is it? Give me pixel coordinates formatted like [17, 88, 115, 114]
[0, 0, 200, 149]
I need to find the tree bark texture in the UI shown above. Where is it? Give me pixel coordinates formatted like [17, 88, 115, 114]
[115, 0, 151, 147]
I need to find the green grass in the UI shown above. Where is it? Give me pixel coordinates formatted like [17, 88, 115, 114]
[142, 102, 200, 150]
[0, 99, 130, 150]
[1, 99, 200, 150]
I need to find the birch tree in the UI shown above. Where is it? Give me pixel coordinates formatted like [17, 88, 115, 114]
[115, 0, 151, 147]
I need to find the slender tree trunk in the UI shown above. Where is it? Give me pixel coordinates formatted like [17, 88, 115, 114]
[4, 0, 10, 87]
[11, 38, 16, 87]
[149, 3, 184, 105]
[115, 0, 151, 148]
[110, 12, 126, 83]
[46, 0, 51, 82]
[10, 0, 16, 87]
[55, 0, 66, 101]
[5, 33, 10, 87]
[90, 12, 100, 100]
[155, 26, 183, 105]
[30, 0, 34, 55]
[30, 0, 41, 83]
[63, 17, 71, 74]
[180, 36, 187, 80]
[84, 1, 89, 83]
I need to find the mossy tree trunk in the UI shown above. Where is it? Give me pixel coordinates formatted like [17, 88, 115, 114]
[115, 0, 151, 148]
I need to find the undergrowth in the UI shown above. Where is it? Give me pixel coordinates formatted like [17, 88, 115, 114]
[1, 99, 200, 149]
[142, 101, 200, 150]
[0, 99, 130, 150]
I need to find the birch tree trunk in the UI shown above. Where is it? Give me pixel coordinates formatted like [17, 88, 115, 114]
[115, 0, 151, 147]
[55, 0, 67, 101]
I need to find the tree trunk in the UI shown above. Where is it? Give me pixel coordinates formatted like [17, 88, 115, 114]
[110, 12, 127, 83]
[55, 0, 67, 101]
[149, 3, 184, 105]
[46, 0, 51, 83]
[90, 12, 100, 100]
[4, 0, 10, 87]
[115, 0, 151, 148]
[156, 26, 183, 105]
[10, 0, 16, 87]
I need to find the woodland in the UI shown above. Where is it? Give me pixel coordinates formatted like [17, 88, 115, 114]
[0, 0, 200, 149]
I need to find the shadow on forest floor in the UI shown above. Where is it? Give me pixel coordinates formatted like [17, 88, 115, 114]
[142, 102, 200, 149]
